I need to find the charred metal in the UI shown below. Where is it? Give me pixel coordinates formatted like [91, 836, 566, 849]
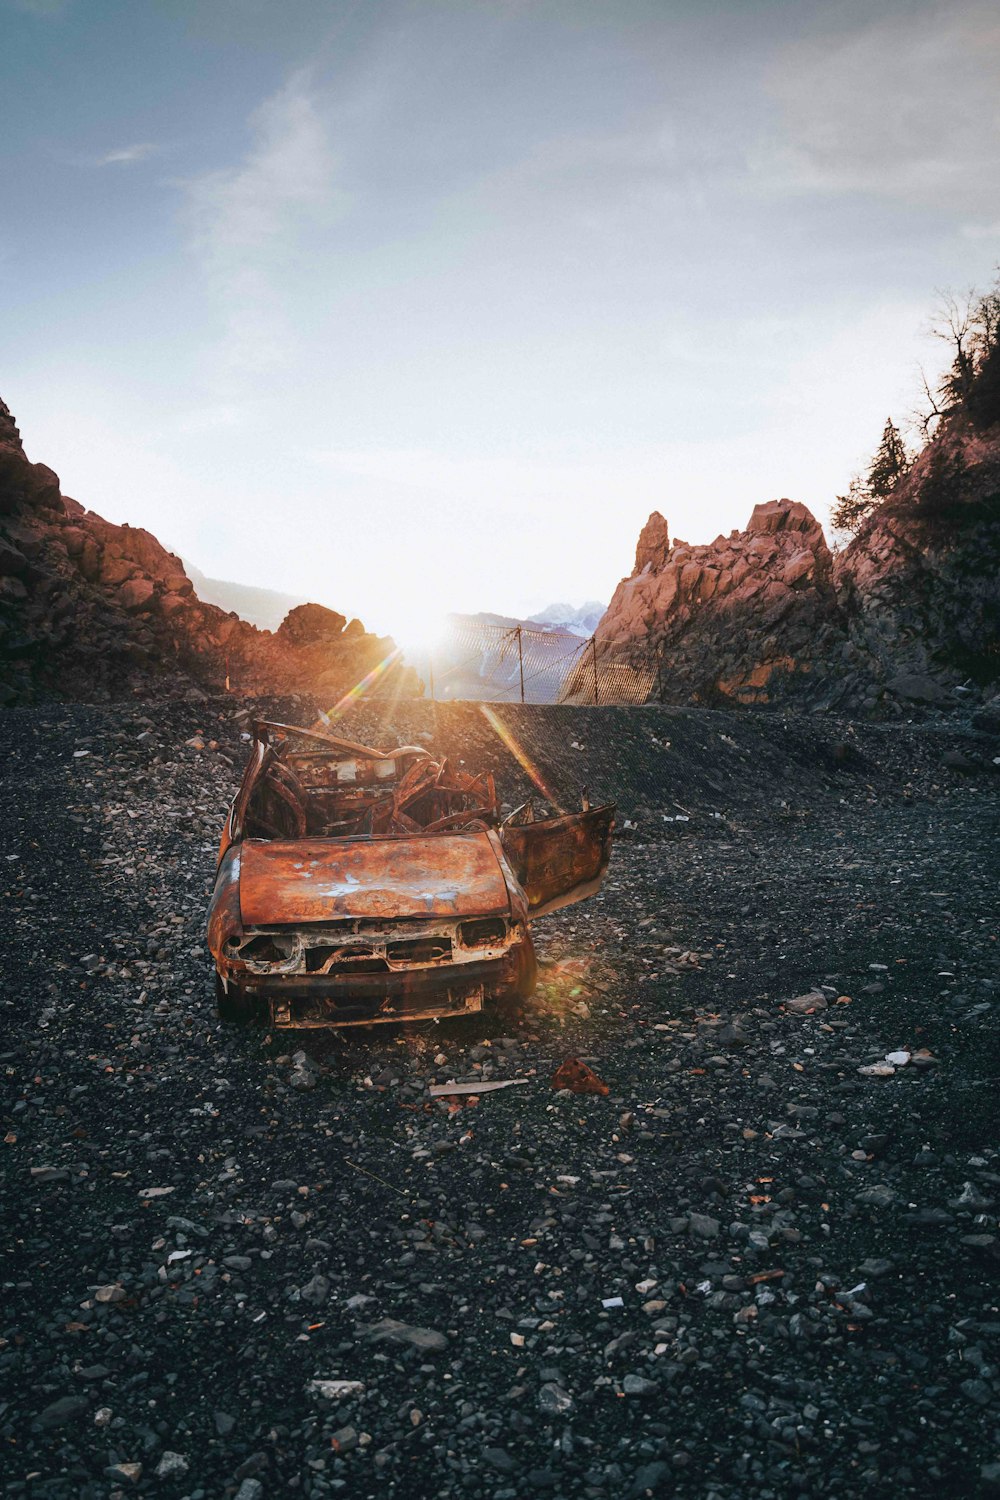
[206, 719, 614, 1028]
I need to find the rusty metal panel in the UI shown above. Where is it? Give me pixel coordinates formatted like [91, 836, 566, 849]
[500, 803, 616, 917]
[239, 832, 512, 926]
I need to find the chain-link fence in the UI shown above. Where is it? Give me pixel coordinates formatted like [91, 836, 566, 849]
[403, 615, 661, 705]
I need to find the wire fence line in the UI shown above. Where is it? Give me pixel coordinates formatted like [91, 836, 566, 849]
[404, 616, 661, 706]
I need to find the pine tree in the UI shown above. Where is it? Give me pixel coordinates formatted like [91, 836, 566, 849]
[867, 418, 910, 498]
[831, 418, 910, 536]
[929, 276, 1000, 432]
[967, 317, 1000, 430]
[831, 475, 875, 535]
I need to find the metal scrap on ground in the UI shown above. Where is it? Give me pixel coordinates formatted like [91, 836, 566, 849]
[551, 1057, 610, 1095]
[428, 1079, 531, 1097]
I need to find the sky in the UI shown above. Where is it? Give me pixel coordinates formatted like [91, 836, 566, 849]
[4, 0, 1000, 643]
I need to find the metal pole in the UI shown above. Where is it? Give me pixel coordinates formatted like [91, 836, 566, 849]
[656, 648, 664, 703]
[591, 637, 599, 706]
[428, 651, 435, 702]
[517, 626, 525, 704]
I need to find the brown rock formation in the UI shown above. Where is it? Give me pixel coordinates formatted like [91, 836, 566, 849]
[0, 396, 414, 705]
[593, 497, 861, 707]
[592, 418, 1000, 713]
[634, 512, 671, 573]
[275, 603, 348, 647]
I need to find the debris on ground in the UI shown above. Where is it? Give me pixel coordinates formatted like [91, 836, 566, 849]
[551, 1056, 611, 1095]
[428, 1078, 530, 1097]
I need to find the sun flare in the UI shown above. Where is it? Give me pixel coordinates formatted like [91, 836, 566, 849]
[380, 612, 449, 657]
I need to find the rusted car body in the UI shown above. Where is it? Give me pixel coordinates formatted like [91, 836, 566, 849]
[207, 720, 614, 1028]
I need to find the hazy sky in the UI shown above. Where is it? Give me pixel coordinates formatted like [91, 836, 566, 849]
[4, 0, 1000, 640]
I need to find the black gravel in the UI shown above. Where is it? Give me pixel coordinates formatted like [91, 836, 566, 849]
[2, 697, 999, 1499]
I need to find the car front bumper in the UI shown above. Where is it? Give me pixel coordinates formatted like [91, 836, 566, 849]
[215, 948, 532, 1027]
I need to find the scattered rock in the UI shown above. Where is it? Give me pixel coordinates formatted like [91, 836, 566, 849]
[306, 1380, 365, 1400]
[537, 1381, 574, 1415]
[33, 1395, 89, 1429]
[92, 1283, 126, 1303]
[622, 1374, 658, 1397]
[688, 1213, 721, 1240]
[362, 1318, 449, 1352]
[155, 1451, 189, 1479]
[785, 991, 828, 1015]
[298, 1274, 330, 1305]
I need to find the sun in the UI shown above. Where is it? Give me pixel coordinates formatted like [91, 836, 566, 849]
[378, 610, 448, 657]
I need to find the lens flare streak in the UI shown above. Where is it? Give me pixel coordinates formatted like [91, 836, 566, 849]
[318, 647, 403, 727]
[480, 704, 564, 812]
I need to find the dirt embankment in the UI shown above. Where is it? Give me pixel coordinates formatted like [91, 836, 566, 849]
[307, 697, 1000, 831]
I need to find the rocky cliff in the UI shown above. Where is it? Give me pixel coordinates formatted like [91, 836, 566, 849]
[594, 498, 871, 709]
[594, 422, 1000, 715]
[0, 398, 411, 705]
[835, 424, 1000, 702]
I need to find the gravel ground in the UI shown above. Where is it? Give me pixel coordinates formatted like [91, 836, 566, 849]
[2, 697, 999, 1499]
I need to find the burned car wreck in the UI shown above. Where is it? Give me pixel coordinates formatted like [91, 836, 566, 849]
[207, 720, 615, 1028]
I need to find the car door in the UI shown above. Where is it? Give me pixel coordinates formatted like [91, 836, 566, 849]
[217, 729, 268, 862]
[500, 802, 615, 918]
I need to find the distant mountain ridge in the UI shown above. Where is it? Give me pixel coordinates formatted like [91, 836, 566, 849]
[528, 600, 605, 636]
[467, 601, 606, 638]
[183, 560, 309, 633]
[179, 567, 606, 644]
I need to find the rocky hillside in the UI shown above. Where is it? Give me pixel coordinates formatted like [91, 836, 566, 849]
[595, 424, 1000, 715]
[594, 499, 872, 711]
[836, 422, 1000, 700]
[0, 398, 412, 705]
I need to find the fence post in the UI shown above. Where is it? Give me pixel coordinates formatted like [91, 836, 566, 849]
[428, 651, 435, 702]
[516, 626, 525, 703]
[590, 636, 599, 706]
[656, 648, 664, 703]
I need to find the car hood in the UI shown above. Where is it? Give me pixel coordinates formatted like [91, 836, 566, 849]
[238, 832, 512, 926]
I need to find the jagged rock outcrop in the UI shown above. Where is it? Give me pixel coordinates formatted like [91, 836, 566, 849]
[0, 397, 413, 705]
[633, 512, 671, 574]
[592, 498, 872, 708]
[592, 418, 1000, 712]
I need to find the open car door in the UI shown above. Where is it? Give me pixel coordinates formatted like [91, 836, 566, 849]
[500, 801, 615, 918]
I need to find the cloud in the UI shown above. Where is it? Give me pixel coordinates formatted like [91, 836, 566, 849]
[97, 143, 157, 166]
[49, 142, 160, 170]
[183, 69, 339, 384]
[749, 1, 1000, 210]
